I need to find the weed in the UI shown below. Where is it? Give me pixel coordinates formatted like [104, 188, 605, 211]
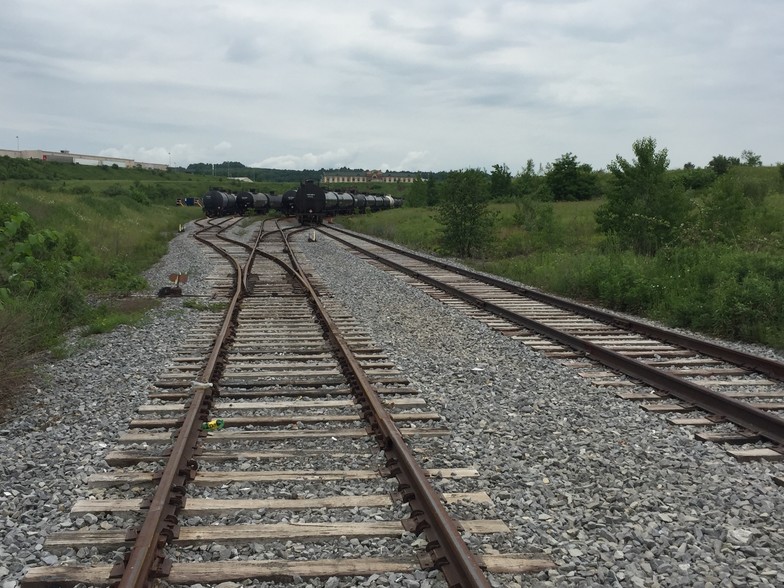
[183, 298, 227, 312]
[83, 298, 159, 335]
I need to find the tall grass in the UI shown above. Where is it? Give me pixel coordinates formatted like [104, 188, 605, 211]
[339, 178, 784, 351]
[341, 208, 442, 252]
[1, 185, 202, 278]
[0, 183, 202, 404]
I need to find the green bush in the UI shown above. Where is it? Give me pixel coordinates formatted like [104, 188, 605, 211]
[69, 184, 93, 195]
[476, 242, 784, 349]
[596, 138, 692, 255]
[674, 167, 717, 190]
[545, 153, 601, 201]
[437, 169, 497, 257]
[0, 182, 203, 402]
[102, 183, 129, 197]
[128, 181, 151, 205]
[0, 203, 90, 400]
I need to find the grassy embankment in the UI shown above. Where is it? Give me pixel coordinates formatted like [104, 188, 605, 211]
[0, 158, 220, 405]
[343, 168, 784, 351]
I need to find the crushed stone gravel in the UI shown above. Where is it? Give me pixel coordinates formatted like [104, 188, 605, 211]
[2, 221, 783, 588]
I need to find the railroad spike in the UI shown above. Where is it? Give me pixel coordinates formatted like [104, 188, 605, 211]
[109, 559, 127, 579]
[416, 552, 437, 569]
[151, 554, 173, 577]
[123, 528, 139, 541]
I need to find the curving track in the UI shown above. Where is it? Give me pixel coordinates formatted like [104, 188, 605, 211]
[22, 218, 552, 587]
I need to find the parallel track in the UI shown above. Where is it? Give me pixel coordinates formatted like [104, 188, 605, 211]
[318, 225, 784, 464]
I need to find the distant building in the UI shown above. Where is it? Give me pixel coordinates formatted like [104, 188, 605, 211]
[322, 170, 415, 184]
[0, 148, 168, 171]
[228, 176, 253, 183]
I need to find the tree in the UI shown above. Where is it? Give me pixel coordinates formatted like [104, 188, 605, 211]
[595, 137, 691, 255]
[545, 153, 600, 201]
[741, 149, 762, 166]
[406, 175, 427, 207]
[697, 175, 752, 243]
[489, 163, 513, 200]
[707, 155, 731, 175]
[708, 155, 740, 175]
[437, 169, 496, 257]
[513, 159, 546, 199]
[425, 175, 439, 207]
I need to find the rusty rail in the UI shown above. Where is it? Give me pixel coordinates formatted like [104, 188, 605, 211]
[277, 225, 492, 587]
[321, 227, 784, 447]
[324, 225, 784, 382]
[116, 217, 245, 587]
[117, 218, 493, 586]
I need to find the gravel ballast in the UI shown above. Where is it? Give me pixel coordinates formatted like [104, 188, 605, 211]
[1, 222, 783, 588]
[295, 230, 784, 588]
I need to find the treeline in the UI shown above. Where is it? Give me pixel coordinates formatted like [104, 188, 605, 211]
[390, 137, 784, 348]
[431, 139, 783, 257]
[183, 162, 451, 184]
[343, 138, 784, 347]
[403, 148, 775, 208]
[184, 162, 321, 182]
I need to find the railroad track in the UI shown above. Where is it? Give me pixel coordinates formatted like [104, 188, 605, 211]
[317, 225, 784, 472]
[22, 218, 552, 587]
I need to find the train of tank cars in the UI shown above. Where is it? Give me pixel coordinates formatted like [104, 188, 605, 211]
[202, 180, 403, 224]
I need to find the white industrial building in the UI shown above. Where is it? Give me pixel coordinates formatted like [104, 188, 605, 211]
[0, 148, 168, 170]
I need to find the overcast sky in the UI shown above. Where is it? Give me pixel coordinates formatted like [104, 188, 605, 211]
[1, 1, 782, 172]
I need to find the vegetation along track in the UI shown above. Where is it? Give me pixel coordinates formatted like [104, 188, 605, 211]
[22, 217, 552, 587]
[318, 225, 784, 476]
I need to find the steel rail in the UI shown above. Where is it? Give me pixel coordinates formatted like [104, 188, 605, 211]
[321, 228, 784, 447]
[211, 217, 285, 295]
[275, 225, 492, 587]
[117, 217, 246, 588]
[210, 221, 492, 583]
[323, 226, 784, 382]
[240, 217, 276, 294]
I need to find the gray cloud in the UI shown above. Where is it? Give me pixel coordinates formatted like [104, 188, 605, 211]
[1, 0, 782, 170]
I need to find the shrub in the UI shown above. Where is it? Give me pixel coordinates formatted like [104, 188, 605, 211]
[69, 184, 93, 195]
[129, 181, 151, 205]
[545, 153, 600, 201]
[677, 167, 717, 190]
[695, 175, 751, 243]
[437, 169, 497, 257]
[102, 183, 129, 197]
[596, 137, 692, 255]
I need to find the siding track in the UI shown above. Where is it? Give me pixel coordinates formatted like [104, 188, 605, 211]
[318, 226, 784, 464]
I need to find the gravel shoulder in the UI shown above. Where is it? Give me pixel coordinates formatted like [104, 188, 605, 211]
[2, 223, 783, 588]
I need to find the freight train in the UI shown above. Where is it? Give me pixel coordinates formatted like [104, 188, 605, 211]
[202, 181, 403, 223]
